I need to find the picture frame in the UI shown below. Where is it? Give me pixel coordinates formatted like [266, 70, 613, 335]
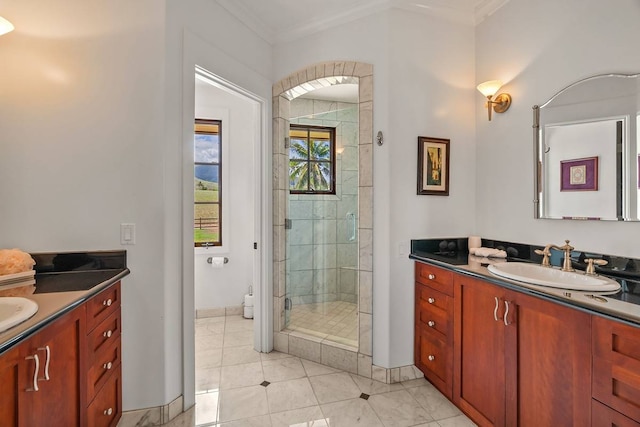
[417, 136, 450, 196]
[560, 156, 598, 191]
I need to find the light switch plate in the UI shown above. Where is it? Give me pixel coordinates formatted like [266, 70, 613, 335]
[120, 223, 136, 245]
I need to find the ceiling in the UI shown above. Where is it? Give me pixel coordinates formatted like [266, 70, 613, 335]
[216, 0, 510, 44]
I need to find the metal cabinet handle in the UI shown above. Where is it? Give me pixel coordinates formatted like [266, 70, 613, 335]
[428, 355, 435, 361]
[37, 346, 50, 381]
[427, 297, 435, 304]
[427, 320, 435, 328]
[104, 408, 113, 416]
[103, 298, 112, 307]
[104, 362, 113, 370]
[494, 297, 500, 321]
[103, 330, 113, 338]
[504, 301, 511, 326]
[25, 354, 40, 392]
[428, 274, 435, 280]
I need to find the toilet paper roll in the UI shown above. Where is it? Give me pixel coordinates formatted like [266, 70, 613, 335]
[209, 257, 225, 268]
[244, 294, 254, 307]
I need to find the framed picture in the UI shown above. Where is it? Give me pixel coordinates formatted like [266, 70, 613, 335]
[560, 156, 598, 191]
[417, 136, 450, 195]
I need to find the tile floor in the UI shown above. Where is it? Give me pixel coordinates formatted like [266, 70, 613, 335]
[286, 301, 358, 348]
[166, 314, 476, 427]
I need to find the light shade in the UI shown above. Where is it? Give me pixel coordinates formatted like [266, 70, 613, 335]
[477, 80, 503, 97]
[0, 16, 14, 36]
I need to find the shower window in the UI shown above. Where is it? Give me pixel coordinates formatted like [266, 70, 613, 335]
[194, 119, 222, 246]
[289, 125, 336, 194]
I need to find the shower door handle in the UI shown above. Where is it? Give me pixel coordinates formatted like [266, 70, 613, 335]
[347, 213, 356, 241]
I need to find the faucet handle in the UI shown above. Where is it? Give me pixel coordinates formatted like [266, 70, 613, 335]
[561, 240, 574, 251]
[534, 249, 551, 267]
[585, 258, 608, 276]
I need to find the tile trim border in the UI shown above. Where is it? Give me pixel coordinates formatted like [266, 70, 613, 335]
[119, 395, 183, 426]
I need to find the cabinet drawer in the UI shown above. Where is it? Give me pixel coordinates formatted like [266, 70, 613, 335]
[87, 367, 121, 427]
[416, 283, 452, 314]
[88, 309, 121, 362]
[593, 316, 640, 421]
[87, 338, 121, 403]
[415, 263, 453, 296]
[415, 329, 450, 392]
[417, 299, 450, 339]
[592, 399, 640, 427]
[87, 282, 121, 332]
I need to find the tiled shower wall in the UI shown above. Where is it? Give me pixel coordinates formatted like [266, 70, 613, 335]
[288, 98, 359, 305]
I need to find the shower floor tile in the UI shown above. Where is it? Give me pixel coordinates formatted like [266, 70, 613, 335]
[285, 301, 358, 347]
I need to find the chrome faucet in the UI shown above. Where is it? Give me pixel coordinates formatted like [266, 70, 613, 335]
[535, 240, 575, 272]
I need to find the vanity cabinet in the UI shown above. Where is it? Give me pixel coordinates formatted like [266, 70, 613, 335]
[592, 315, 640, 425]
[0, 304, 84, 427]
[0, 280, 122, 427]
[415, 263, 593, 427]
[414, 263, 454, 398]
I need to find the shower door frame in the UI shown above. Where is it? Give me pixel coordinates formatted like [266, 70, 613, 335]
[272, 61, 374, 374]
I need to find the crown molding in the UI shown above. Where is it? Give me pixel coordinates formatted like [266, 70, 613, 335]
[217, 0, 510, 46]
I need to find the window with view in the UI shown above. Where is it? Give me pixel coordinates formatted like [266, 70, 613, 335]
[289, 125, 336, 194]
[194, 119, 222, 246]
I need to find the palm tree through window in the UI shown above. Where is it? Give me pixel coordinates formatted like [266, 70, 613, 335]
[289, 125, 336, 194]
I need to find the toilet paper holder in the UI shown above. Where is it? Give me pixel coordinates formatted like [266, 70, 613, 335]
[207, 257, 229, 264]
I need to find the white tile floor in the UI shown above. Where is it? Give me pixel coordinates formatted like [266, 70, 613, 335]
[286, 301, 358, 348]
[165, 315, 476, 427]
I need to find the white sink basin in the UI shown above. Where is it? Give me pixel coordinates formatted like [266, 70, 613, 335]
[0, 297, 38, 333]
[487, 262, 621, 292]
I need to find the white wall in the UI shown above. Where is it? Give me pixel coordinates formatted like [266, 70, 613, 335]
[475, 0, 640, 257]
[274, 7, 476, 368]
[0, 0, 272, 412]
[194, 79, 257, 310]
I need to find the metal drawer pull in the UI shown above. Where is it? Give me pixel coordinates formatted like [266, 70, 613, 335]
[104, 330, 113, 338]
[428, 274, 435, 280]
[428, 355, 435, 361]
[26, 354, 40, 392]
[104, 408, 113, 416]
[427, 297, 435, 304]
[104, 362, 113, 370]
[504, 301, 511, 326]
[427, 320, 435, 328]
[103, 298, 112, 307]
[37, 346, 50, 381]
[494, 297, 499, 321]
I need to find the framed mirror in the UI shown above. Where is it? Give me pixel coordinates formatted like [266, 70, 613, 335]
[533, 73, 640, 221]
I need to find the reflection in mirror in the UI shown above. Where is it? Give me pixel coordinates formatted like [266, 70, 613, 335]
[533, 73, 640, 221]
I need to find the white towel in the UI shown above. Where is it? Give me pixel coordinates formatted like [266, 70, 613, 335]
[469, 247, 507, 258]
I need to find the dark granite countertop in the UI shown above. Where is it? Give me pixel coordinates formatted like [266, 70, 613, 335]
[0, 250, 129, 354]
[410, 238, 640, 327]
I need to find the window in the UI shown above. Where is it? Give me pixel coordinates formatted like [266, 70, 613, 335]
[194, 119, 222, 246]
[289, 125, 336, 194]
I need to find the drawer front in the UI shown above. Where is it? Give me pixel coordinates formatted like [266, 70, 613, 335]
[88, 309, 121, 362]
[87, 367, 121, 427]
[592, 399, 640, 427]
[87, 282, 121, 332]
[87, 338, 121, 403]
[415, 329, 450, 386]
[417, 300, 449, 339]
[593, 316, 640, 421]
[416, 283, 451, 313]
[415, 263, 453, 296]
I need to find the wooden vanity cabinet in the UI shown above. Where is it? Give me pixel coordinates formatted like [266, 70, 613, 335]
[452, 271, 591, 426]
[592, 315, 640, 424]
[0, 304, 84, 427]
[415, 263, 454, 398]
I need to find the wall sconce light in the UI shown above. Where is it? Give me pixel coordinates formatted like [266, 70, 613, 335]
[477, 80, 512, 121]
[0, 16, 14, 36]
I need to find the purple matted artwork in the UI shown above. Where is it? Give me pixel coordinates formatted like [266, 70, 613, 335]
[560, 156, 598, 192]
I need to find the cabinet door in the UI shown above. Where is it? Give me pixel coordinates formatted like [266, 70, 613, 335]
[19, 306, 84, 427]
[507, 291, 591, 427]
[454, 276, 506, 427]
[0, 346, 20, 426]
